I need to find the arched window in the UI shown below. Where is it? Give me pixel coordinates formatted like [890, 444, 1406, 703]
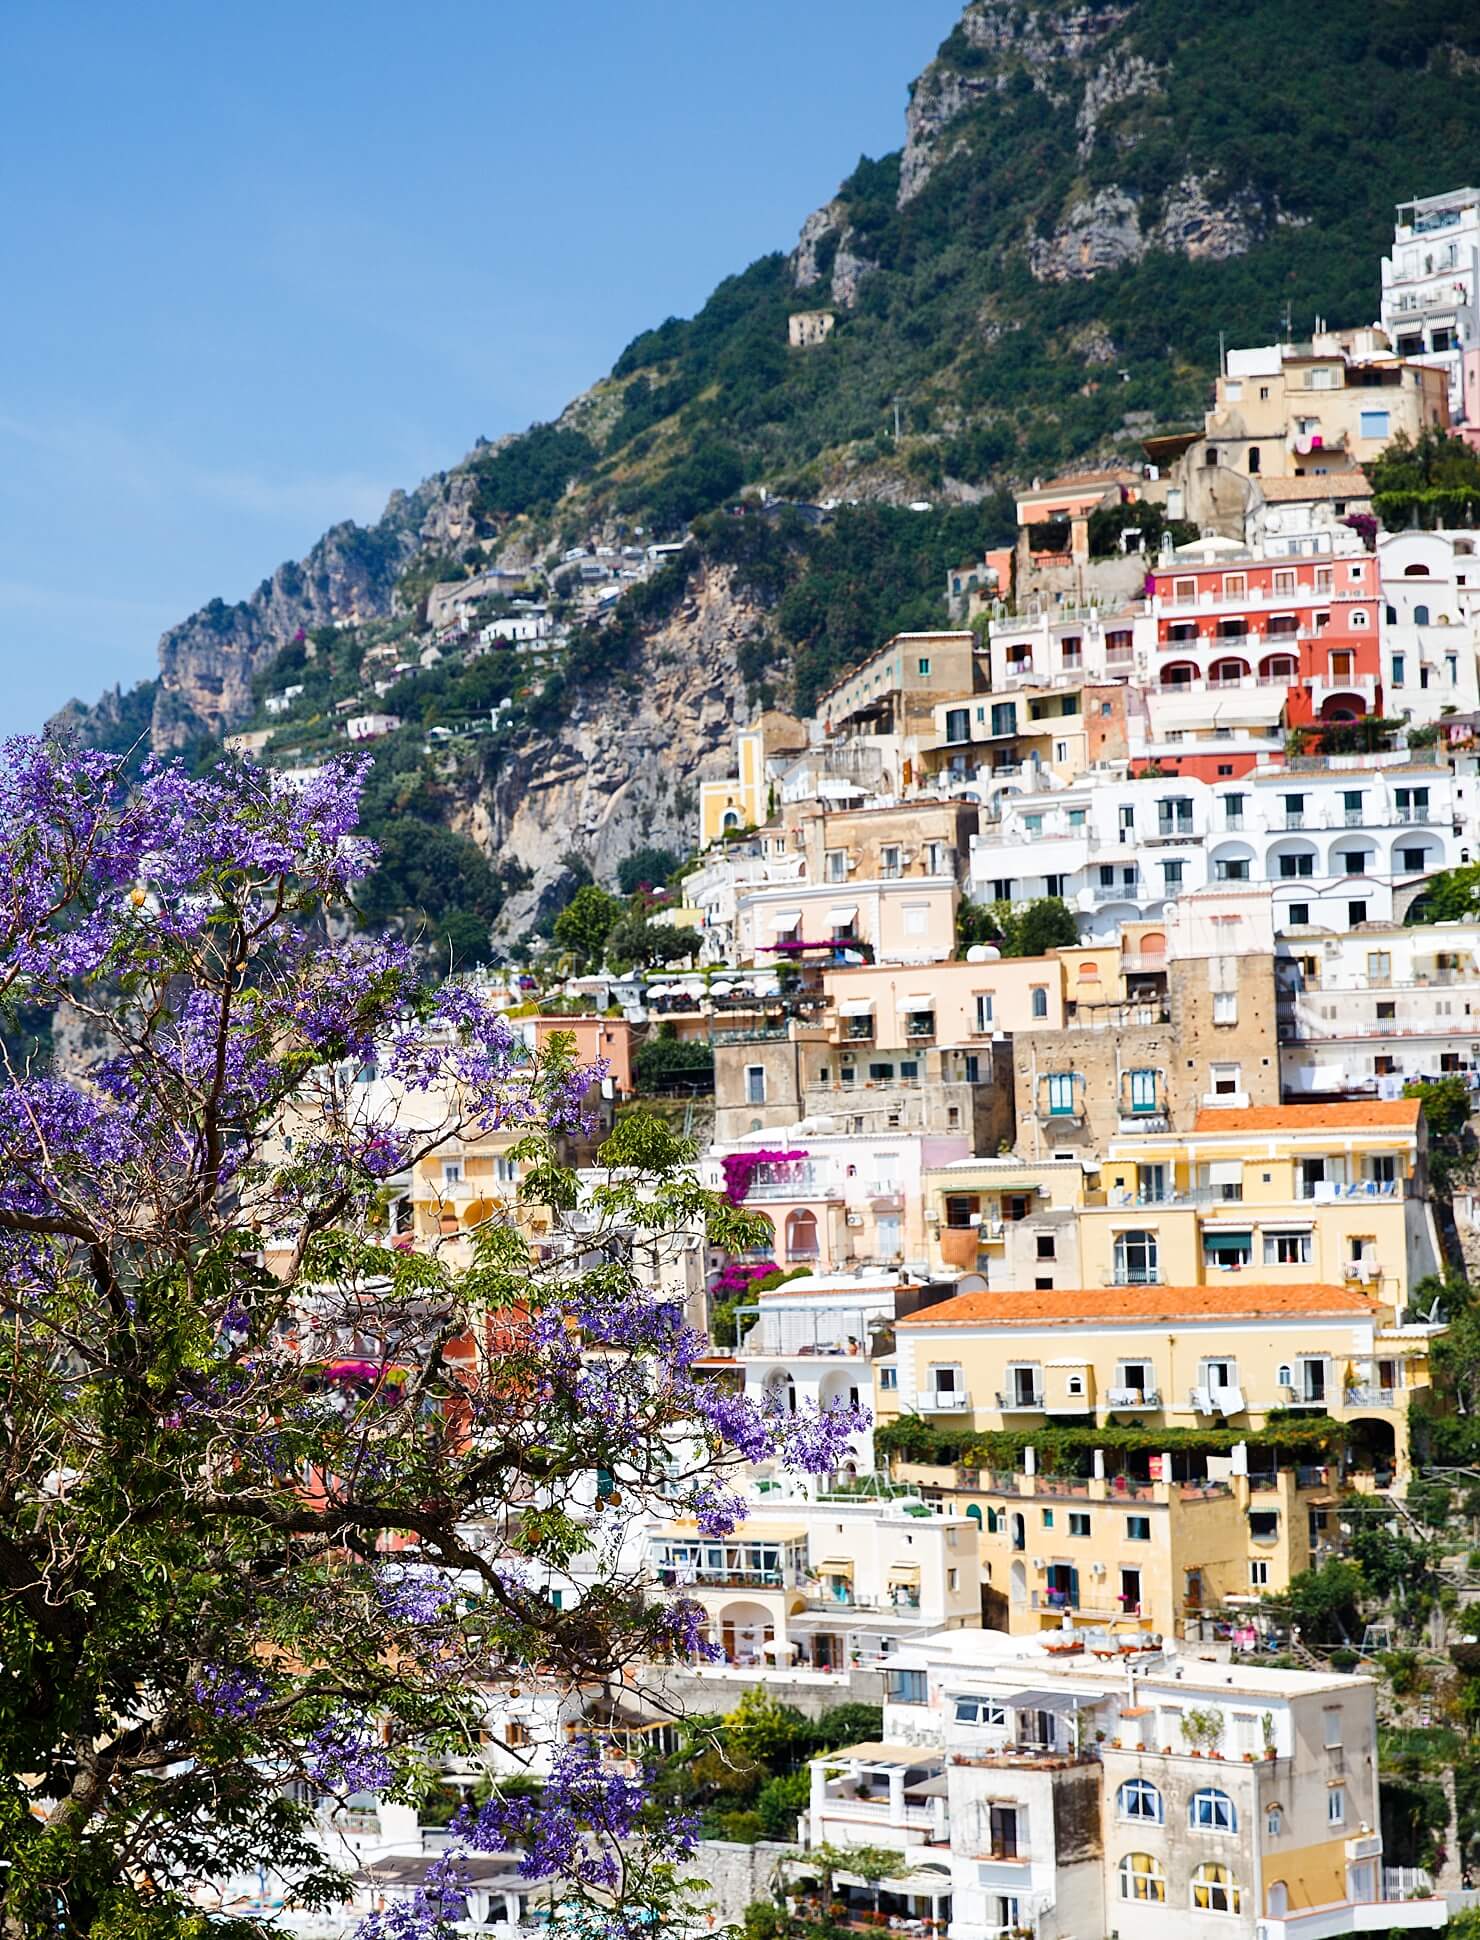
[1031, 986, 1049, 1019]
[1415, 603, 1431, 625]
[1248, 446, 1261, 474]
[1115, 1229, 1159, 1285]
[1386, 604, 1398, 624]
[1118, 1853, 1166, 1903]
[785, 1209, 819, 1262]
[1404, 562, 1432, 576]
[968, 1503, 985, 1530]
[1266, 1804, 1284, 1837]
[1190, 1787, 1237, 1832]
[722, 810, 740, 830]
[1191, 1863, 1242, 1915]
[1117, 1779, 1165, 1824]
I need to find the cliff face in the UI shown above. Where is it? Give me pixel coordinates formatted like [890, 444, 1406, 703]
[149, 475, 474, 748]
[475, 560, 765, 939]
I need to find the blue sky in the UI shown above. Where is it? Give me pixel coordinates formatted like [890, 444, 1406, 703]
[0, 1, 963, 733]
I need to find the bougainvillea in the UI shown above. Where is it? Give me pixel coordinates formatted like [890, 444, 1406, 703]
[0, 739, 864, 1939]
[719, 1148, 809, 1204]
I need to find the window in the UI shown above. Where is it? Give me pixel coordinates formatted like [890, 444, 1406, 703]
[1213, 991, 1238, 1025]
[1069, 1511, 1091, 1538]
[1201, 1356, 1238, 1393]
[1128, 1068, 1159, 1114]
[1118, 1779, 1165, 1824]
[881, 845, 901, 879]
[1359, 409, 1390, 440]
[880, 1366, 898, 1391]
[1210, 1062, 1242, 1097]
[1036, 1234, 1056, 1261]
[1216, 857, 1251, 881]
[1401, 846, 1427, 872]
[974, 992, 994, 1032]
[1323, 1707, 1343, 1748]
[1119, 1854, 1166, 1904]
[1279, 852, 1314, 878]
[1115, 1229, 1159, 1285]
[947, 1567, 960, 1591]
[953, 1697, 1007, 1726]
[1223, 793, 1246, 826]
[1203, 1230, 1253, 1268]
[917, 657, 931, 676]
[1250, 1558, 1270, 1587]
[1190, 1789, 1237, 1833]
[745, 1066, 766, 1106]
[1264, 1230, 1312, 1265]
[886, 1668, 927, 1704]
[1286, 902, 1310, 927]
[1041, 1509, 1054, 1528]
[1191, 1863, 1242, 1915]
[1250, 1510, 1279, 1541]
[1127, 1515, 1151, 1541]
[441, 1161, 463, 1185]
[1328, 1787, 1346, 1826]
[1392, 652, 1406, 686]
[944, 707, 970, 744]
[1031, 986, 1049, 1019]
[1348, 900, 1368, 927]
[824, 849, 846, 883]
[1162, 859, 1185, 891]
[1046, 1073, 1076, 1117]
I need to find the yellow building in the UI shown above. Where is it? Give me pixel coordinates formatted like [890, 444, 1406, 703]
[698, 713, 808, 848]
[1081, 1099, 1442, 1315]
[882, 1277, 1438, 1638]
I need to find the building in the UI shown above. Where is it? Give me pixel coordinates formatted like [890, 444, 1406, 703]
[813, 632, 983, 793]
[1277, 919, 1480, 1100]
[1081, 1099, 1443, 1317]
[705, 1125, 972, 1278]
[649, 1489, 981, 1669]
[855, 1627, 1443, 1940]
[883, 1275, 1437, 1631]
[699, 713, 810, 848]
[1144, 538, 1382, 732]
[344, 712, 402, 742]
[1380, 527, 1480, 724]
[1158, 328, 1450, 535]
[967, 758, 1473, 939]
[789, 310, 836, 348]
[918, 1154, 1093, 1285]
[1382, 186, 1480, 434]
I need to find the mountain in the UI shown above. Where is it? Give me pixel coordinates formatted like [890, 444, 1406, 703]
[54, 0, 1480, 941]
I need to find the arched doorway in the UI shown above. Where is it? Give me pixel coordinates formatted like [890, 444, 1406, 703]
[785, 1207, 820, 1262]
[1347, 1416, 1398, 1487]
[717, 1599, 775, 1666]
[766, 1368, 796, 1415]
[1010, 1559, 1027, 1605]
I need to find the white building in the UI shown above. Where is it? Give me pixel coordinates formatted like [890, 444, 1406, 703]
[1380, 528, 1480, 724]
[1382, 186, 1480, 427]
[968, 760, 1475, 939]
[820, 1627, 1447, 1940]
[1278, 918, 1480, 1101]
[985, 602, 1145, 691]
[344, 712, 402, 742]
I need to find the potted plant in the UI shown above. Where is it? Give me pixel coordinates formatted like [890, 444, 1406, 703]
[1261, 1711, 1277, 1759]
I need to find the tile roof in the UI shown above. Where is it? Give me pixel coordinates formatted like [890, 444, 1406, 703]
[1191, 1100, 1420, 1133]
[898, 1283, 1374, 1328]
[1257, 471, 1371, 501]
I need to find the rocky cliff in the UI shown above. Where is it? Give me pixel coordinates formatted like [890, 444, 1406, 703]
[471, 559, 765, 941]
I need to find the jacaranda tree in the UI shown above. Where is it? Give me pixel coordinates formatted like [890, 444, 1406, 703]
[0, 741, 861, 1939]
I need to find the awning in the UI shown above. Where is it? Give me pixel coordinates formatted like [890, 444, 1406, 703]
[769, 909, 802, 928]
[828, 905, 858, 924]
[817, 1557, 855, 1574]
[1204, 1230, 1253, 1254]
[999, 1686, 1109, 1711]
[898, 993, 934, 1010]
[887, 1562, 922, 1583]
[840, 998, 875, 1017]
[906, 1774, 951, 1799]
[1208, 1161, 1243, 1186]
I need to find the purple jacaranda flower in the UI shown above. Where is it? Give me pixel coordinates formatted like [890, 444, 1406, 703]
[304, 1714, 395, 1794]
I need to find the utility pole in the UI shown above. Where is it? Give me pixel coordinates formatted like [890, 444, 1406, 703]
[892, 397, 902, 441]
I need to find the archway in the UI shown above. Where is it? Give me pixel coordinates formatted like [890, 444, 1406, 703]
[1159, 661, 1198, 689]
[1320, 693, 1368, 721]
[1210, 658, 1251, 687]
[1260, 654, 1299, 682]
[765, 1368, 796, 1415]
[785, 1207, 820, 1262]
[716, 1599, 775, 1667]
[1346, 1416, 1398, 1486]
[1010, 1559, 1027, 1605]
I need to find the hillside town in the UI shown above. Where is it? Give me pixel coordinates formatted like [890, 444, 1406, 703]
[118, 187, 1480, 1940]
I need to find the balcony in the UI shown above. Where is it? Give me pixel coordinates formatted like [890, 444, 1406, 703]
[745, 1165, 837, 1199]
[995, 1389, 1046, 1412]
[1106, 1386, 1162, 1409]
[917, 1388, 973, 1413]
[1344, 1386, 1397, 1408]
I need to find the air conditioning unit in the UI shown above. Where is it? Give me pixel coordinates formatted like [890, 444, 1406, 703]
[1091, 1560, 1107, 1577]
[1031, 1556, 1046, 1570]
[846, 1213, 864, 1228]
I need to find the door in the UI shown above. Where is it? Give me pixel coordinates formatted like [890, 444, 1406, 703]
[876, 1211, 902, 1257]
[989, 1804, 1019, 1859]
[1120, 1566, 1142, 1614]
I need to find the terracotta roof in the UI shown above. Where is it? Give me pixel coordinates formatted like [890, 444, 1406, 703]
[1191, 1100, 1420, 1133]
[1258, 471, 1371, 502]
[899, 1284, 1373, 1329]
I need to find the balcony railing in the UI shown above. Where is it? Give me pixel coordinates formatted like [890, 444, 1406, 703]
[996, 1389, 1046, 1411]
[916, 1389, 972, 1413]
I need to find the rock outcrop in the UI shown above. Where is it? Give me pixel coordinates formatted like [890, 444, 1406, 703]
[1029, 173, 1263, 282]
[479, 560, 765, 941]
